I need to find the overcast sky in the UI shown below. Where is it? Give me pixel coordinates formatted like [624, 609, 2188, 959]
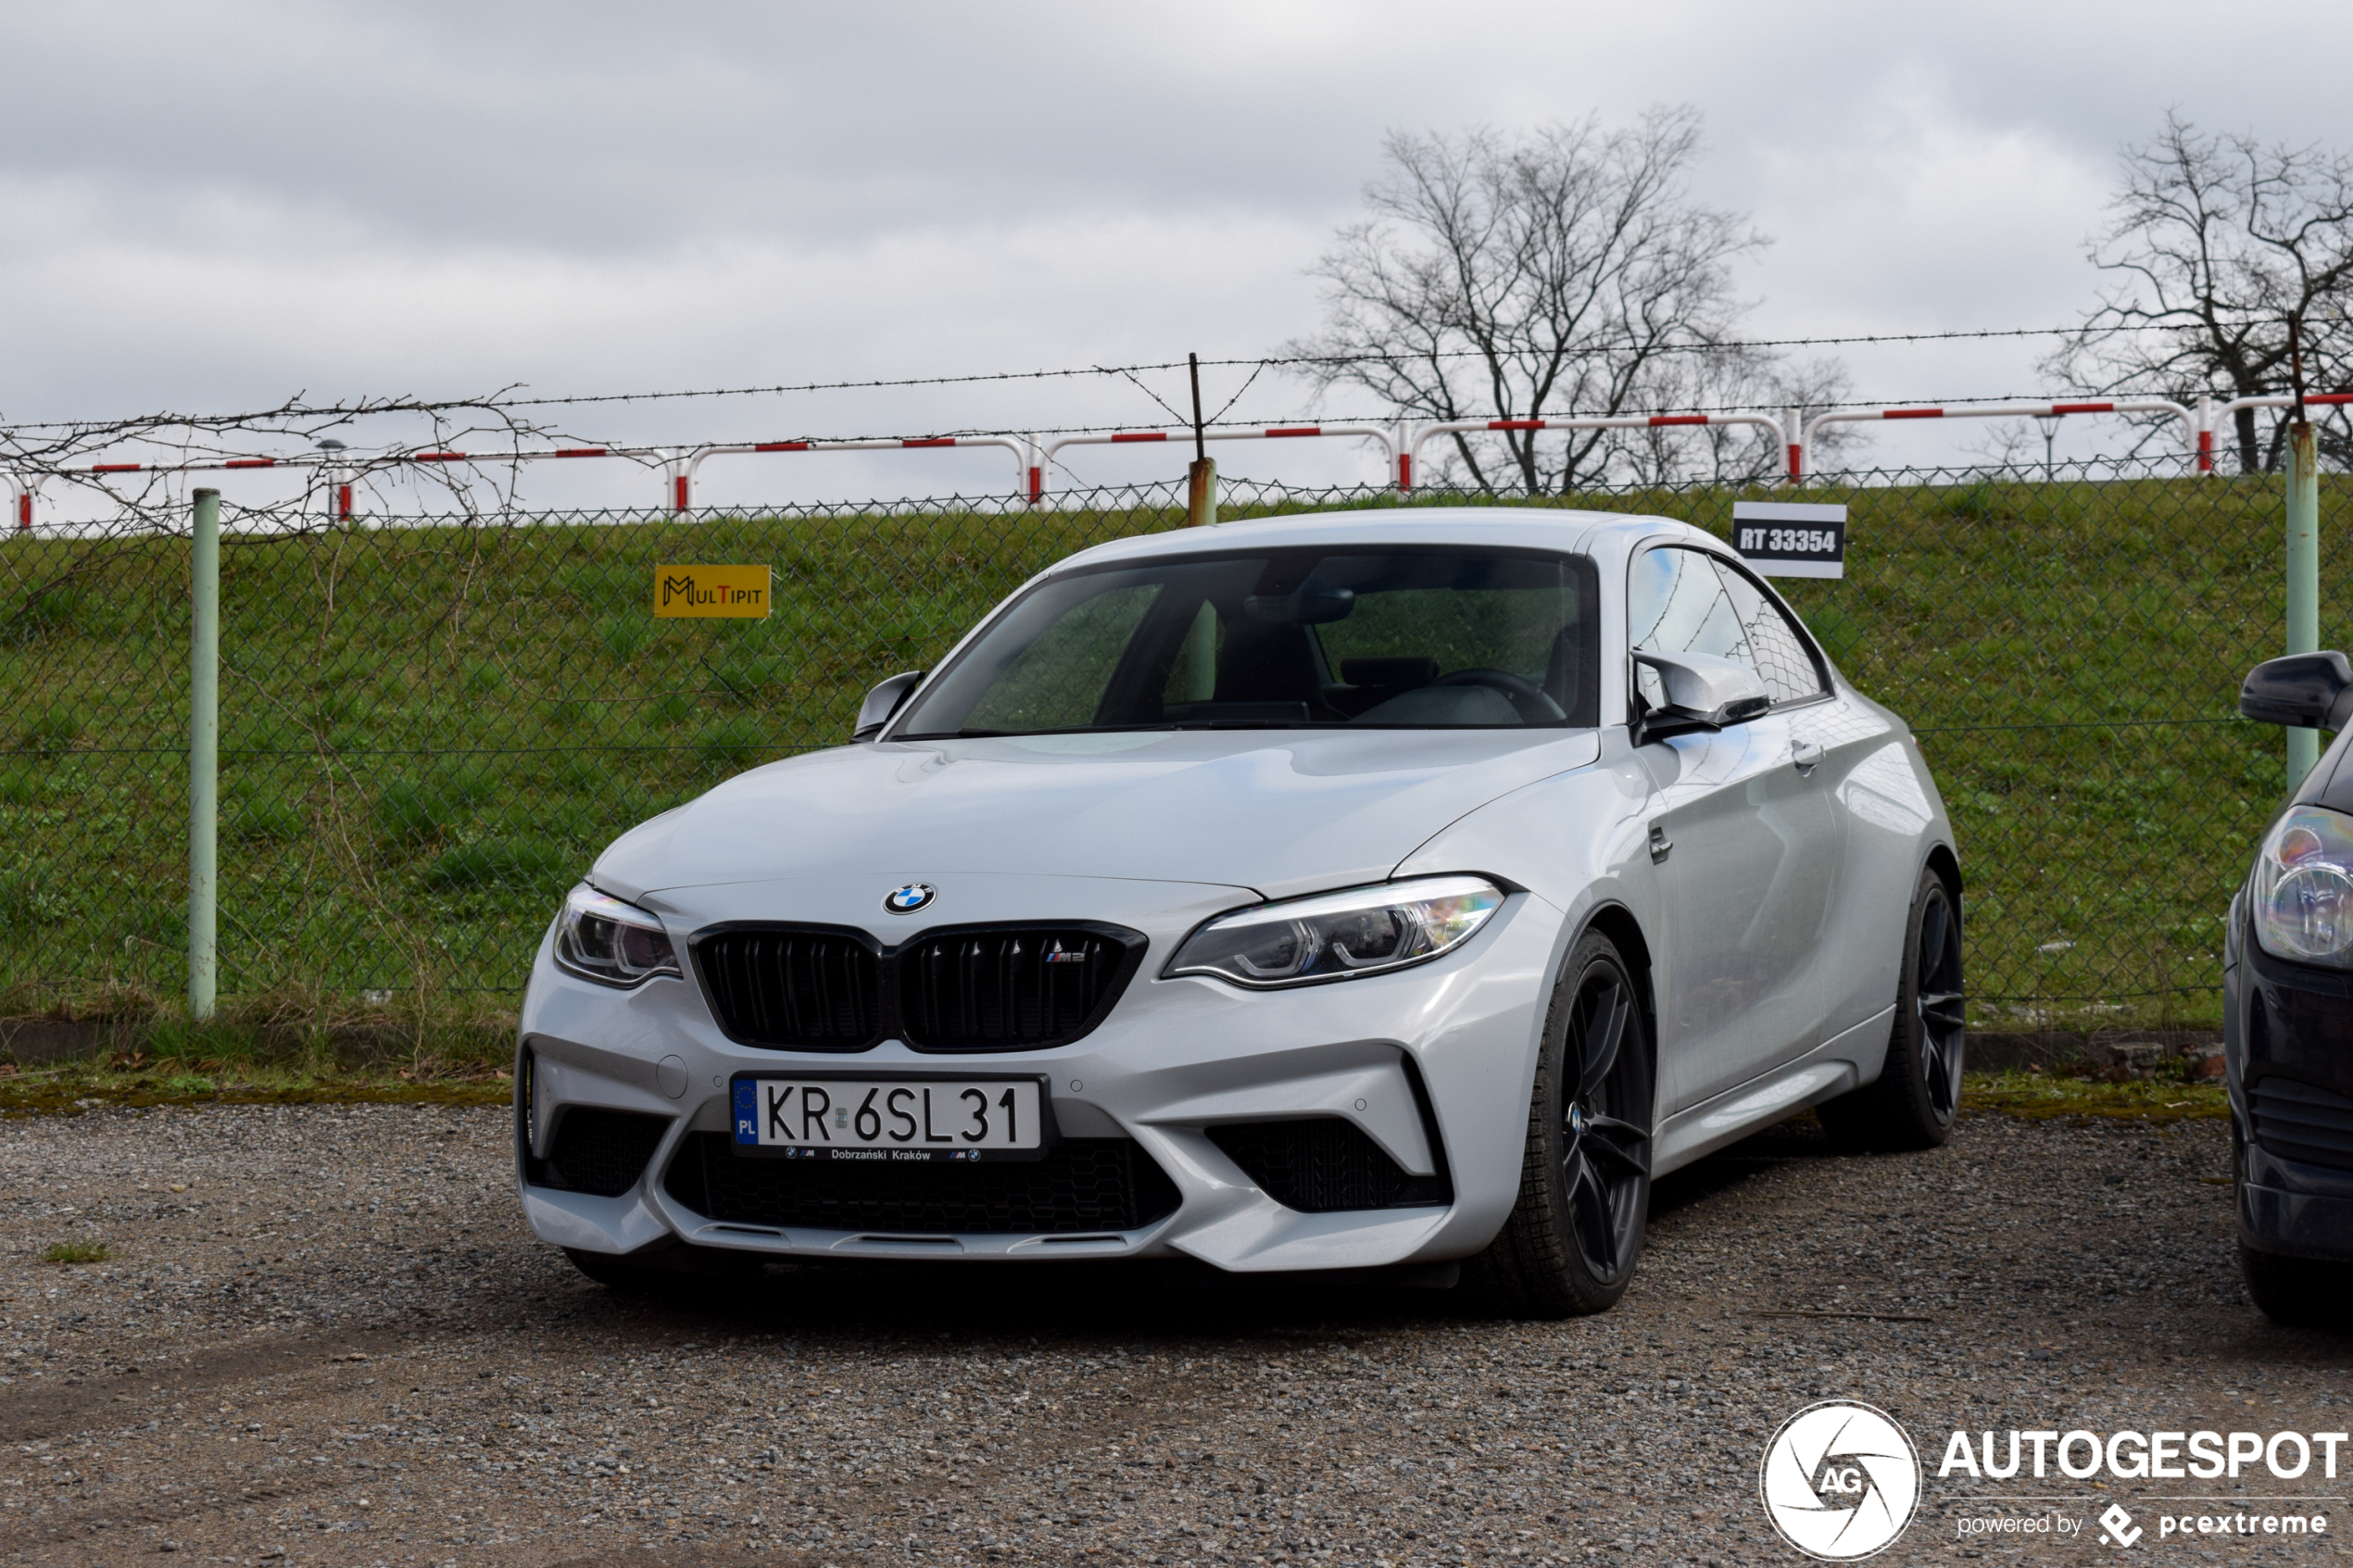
[6, 0, 2352, 508]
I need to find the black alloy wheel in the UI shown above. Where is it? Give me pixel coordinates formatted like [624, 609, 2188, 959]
[1818, 866, 1967, 1151]
[1912, 880, 1967, 1123]
[1560, 961, 1653, 1285]
[1468, 928, 1655, 1317]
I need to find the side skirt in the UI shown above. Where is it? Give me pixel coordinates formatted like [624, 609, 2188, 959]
[1650, 1007, 1896, 1176]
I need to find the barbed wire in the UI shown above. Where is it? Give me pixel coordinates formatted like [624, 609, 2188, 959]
[0, 317, 2290, 438]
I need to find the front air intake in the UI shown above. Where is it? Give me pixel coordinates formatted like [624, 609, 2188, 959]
[535, 1107, 671, 1198]
[1208, 1118, 1451, 1212]
[662, 1132, 1181, 1234]
[692, 922, 1144, 1053]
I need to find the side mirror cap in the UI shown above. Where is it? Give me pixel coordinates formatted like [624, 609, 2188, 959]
[853, 670, 926, 742]
[1633, 650, 1772, 731]
[2240, 652, 2353, 729]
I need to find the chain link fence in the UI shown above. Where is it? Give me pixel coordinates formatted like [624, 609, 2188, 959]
[0, 464, 2336, 1033]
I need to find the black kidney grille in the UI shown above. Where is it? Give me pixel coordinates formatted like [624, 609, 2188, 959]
[901, 929, 1128, 1049]
[1208, 1118, 1450, 1212]
[694, 922, 1142, 1053]
[2250, 1076, 2353, 1170]
[697, 928, 881, 1049]
[663, 1132, 1181, 1235]
[538, 1107, 671, 1198]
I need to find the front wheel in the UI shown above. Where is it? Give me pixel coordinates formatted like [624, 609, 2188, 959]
[1466, 929, 1655, 1317]
[1818, 865, 1965, 1152]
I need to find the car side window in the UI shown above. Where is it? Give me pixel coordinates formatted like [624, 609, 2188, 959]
[1709, 558, 1828, 704]
[1627, 546, 1826, 710]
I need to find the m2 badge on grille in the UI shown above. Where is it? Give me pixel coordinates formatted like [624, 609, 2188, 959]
[731, 1074, 1051, 1161]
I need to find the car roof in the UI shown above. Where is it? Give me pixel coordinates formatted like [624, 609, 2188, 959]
[1047, 505, 1717, 573]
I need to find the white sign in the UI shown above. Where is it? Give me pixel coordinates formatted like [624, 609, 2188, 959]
[1732, 501, 1847, 580]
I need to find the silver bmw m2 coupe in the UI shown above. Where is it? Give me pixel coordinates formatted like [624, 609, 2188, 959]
[517, 507, 1962, 1316]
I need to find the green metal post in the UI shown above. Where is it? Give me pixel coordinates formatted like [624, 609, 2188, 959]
[2287, 423, 2322, 789]
[189, 487, 220, 1021]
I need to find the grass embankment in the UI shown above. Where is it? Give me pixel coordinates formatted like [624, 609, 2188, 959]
[0, 475, 2344, 1038]
[1960, 1068, 2230, 1126]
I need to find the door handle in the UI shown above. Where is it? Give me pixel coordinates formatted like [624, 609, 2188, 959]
[1792, 741, 1823, 775]
[1648, 822, 1672, 863]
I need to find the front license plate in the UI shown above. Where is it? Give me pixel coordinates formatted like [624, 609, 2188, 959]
[731, 1076, 1049, 1162]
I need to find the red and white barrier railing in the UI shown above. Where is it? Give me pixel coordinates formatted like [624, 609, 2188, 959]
[1041, 423, 1403, 497]
[679, 435, 1031, 512]
[1797, 399, 2196, 483]
[1411, 412, 1793, 486]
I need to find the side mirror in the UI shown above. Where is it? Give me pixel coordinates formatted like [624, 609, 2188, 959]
[2240, 652, 2353, 730]
[852, 670, 925, 742]
[1633, 650, 1772, 737]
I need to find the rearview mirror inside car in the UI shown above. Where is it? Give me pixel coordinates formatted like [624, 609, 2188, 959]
[1633, 650, 1772, 740]
[2240, 651, 2353, 730]
[853, 670, 926, 742]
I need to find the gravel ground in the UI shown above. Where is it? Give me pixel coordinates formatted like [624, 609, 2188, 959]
[0, 1101, 2343, 1568]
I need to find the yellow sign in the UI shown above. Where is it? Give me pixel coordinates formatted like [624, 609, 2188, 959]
[654, 564, 772, 618]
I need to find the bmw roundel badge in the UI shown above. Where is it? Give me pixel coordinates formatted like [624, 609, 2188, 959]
[883, 883, 937, 915]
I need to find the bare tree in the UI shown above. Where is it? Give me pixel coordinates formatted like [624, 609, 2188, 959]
[2047, 111, 2353, 472]
[1284, 111, 1842, 491]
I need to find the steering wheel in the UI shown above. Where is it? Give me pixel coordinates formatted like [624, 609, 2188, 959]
[1435, 668, 1567, 723]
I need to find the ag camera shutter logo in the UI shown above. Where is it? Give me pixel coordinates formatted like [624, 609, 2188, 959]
[1759, 1401, 1922, 1560]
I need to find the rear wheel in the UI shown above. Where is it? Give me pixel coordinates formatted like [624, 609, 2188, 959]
[1818, 866, 1965, 1152]
[1467, 929, 1654, 1317]
[2241, 1245, 2353, 1331]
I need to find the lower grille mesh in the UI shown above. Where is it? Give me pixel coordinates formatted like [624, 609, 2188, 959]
[540, 1108, 670, 1198]
[2250, 1076, 2353, 1170]
[1209, 1118, 1449, 1212]
[663, 1133, 1181, 1234]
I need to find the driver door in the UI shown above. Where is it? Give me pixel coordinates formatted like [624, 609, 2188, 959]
[1629, 546, 1843, 1113]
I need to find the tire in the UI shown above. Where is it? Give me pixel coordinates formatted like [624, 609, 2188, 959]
[1466, 928, 1655, 1318]
[1818, 865, 1965, 1152]
[562, 1244, 763, 1295]
[2240, 1245, 2353, 1331]
[562, 1247, 676, 1295]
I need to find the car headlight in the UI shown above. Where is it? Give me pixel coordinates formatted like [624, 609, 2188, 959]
[1164, 874, 1504, 989]
[2251, 805, 2353, 965]
[551, 883, 681, 986]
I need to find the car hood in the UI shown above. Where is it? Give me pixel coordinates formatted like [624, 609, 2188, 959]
[594, 728, 1602, 903]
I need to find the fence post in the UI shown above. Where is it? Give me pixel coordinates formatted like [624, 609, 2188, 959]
[1186, 458, 1218, 528]
[2287, 420, 2322, 788]
[189, 487, 220, 1021]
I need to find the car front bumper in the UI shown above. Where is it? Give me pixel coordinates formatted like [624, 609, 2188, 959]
[514, 872, 1564, 1274]
[2226, 894, 2353, 1262]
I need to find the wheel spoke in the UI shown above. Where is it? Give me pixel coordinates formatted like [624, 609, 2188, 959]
[1919, 896, 1950, 974]
[1579, 976, 1628, 1099]
[1581, 1113, 1651, 1176]
[1567, 1150, 1617, 1277]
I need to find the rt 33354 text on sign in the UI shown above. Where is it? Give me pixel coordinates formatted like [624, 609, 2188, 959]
[654, 564, 773, 618]
[1730, 501, 1847, 580]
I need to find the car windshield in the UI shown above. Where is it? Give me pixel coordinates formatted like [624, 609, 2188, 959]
[894, 547, 1599, 737]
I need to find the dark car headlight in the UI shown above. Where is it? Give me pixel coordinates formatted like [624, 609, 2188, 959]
[551, 883, 681, 986]
[1164, 874, 1504, 989]
[2251, 805, 2353, 966]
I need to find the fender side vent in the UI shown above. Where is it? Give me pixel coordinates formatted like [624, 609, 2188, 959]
[1209, 1118, 1451, 1212]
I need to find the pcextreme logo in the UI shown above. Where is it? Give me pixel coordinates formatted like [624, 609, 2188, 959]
[1758, 1401, 1923, 1561]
